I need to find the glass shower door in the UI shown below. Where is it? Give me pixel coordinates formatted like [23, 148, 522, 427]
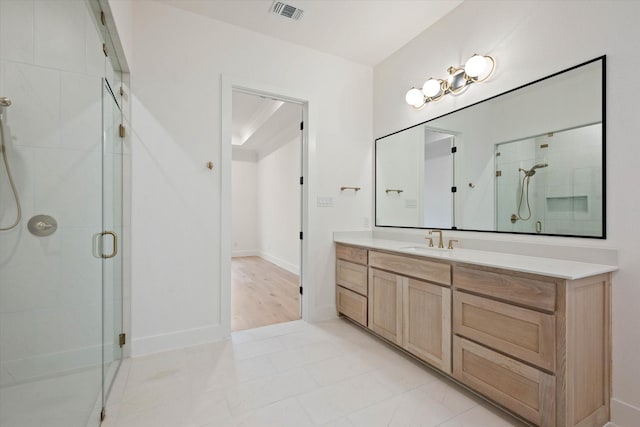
[101, 80, 123, 407]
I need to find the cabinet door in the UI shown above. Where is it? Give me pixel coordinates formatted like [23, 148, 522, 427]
[337, 286, 367, 326]
[403, 279, 452, 373]
[368, 268, 403, 345]
[453, 291, 555, 372]
[453, 337, 555, 427]
[336, 260, 368, 295]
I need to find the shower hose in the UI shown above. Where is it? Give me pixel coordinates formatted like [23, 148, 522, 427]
[0, 116, 21, 231]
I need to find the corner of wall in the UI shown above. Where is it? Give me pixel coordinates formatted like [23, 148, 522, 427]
[612, 398, 640, 427]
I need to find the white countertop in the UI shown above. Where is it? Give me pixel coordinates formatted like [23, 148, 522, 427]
[334, 235, 618, 280]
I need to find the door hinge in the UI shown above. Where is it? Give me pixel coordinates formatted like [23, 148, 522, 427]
[451, 146, 457, 154]
[300, 176, 304, 185]
[119, 124, 126, 138]
[100, 408, 106, 422]
[102, 43, 108, 57]
[299, 231, 303, 240]
[119, 333, 126, 347]
[300, 121, 304, 131]
[451, 186, 457, 193]
[299, 286, 303, 295]
[100, 11, 106, 26]
[496, 170, 502, 177]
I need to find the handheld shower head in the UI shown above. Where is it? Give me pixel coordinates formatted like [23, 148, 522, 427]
[0, 97, 11, 107]
[519, 163, 548, 177]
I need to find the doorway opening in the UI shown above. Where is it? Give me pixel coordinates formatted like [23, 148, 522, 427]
[230, 90, 304, 331]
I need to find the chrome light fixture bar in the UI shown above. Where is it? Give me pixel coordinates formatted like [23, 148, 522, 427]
[405, 54, 496, 109]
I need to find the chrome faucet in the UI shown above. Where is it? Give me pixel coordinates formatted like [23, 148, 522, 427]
[427, 230, 444, 249]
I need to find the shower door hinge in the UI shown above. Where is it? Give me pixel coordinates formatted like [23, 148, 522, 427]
[451, 186, 457, 193]
[300, 121, 304, 131]
[299, 231, 303, 240]
[119, 333, 126, 347]
[102, 43, 108, 57]
[100, 407, 106, 422]
[496, 170, 502, 177]
[119, 124, 126, 138]
[100, 11, 106, 26]
[451, 146, 457, 154]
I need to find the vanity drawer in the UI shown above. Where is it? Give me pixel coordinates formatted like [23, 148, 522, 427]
[453, 291, 555, 372]
[369, 251, 451, 286]
[453, 265, 556, 312]
[336, 244, 368, 265]
[336, 260, 368, 296]
[337, 286, 367, 326]
[453, 337, 555, 427]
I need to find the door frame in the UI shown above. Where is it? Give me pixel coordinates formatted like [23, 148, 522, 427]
[220, 75, 311, 333]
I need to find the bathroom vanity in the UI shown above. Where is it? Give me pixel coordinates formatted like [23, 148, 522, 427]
[334, 236, 616, 427]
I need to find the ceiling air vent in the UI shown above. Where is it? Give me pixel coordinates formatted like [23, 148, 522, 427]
[271, 1, 304, 20]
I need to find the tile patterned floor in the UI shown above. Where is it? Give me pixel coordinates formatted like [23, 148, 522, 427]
[102, 319, 527, 427]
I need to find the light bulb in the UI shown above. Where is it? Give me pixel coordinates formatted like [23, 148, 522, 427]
[464, 54, 488, 78]
[405, 88, 424, 108]
[422, 79, 441, 98]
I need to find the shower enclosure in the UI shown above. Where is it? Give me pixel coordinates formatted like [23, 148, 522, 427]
[495, 123, 603, 236]
[0, 1, 127, 425]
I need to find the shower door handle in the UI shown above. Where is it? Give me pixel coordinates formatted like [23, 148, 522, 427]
[100, 231, 118, 259]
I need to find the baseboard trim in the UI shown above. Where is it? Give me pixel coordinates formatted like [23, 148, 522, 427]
[131, 324, 229, 357]
[612, 398, 640, 427]
[259, 252, 300, 275]
[232, 250, 259, 257]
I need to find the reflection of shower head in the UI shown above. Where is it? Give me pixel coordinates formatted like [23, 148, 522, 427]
[519, 163, 548, 177]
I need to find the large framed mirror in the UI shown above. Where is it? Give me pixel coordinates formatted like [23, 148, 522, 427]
[375, 56, 605, 238]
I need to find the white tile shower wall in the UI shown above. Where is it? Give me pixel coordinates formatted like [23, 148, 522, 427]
[0, 0, 109, 384]
[542, 124, 602, 236]
[373, 1, 640, 424]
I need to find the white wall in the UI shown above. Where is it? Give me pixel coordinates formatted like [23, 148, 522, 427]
[373, 1, 640, 425]
[128, 1, 372, 355]
[257, 136, 301, 274]
[376, 125, 424, 226]
[231, 152, 259, 257]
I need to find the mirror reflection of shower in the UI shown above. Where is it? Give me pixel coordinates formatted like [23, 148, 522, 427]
[0, 96, 22, 231]
[510, 163, 548, 224]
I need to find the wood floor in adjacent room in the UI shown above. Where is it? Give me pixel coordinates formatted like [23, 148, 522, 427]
[231, 256, 301, 332]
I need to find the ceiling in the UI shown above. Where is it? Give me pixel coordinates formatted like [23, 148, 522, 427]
[158, 0, 463, 66]
[232, 91, 302, 157]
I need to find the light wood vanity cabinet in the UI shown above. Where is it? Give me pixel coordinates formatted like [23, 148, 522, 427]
[452, 264, 611, 427]
[335, 242, 612, 427]
[335, 245, 368, 326]
[337, 245, 452, 374]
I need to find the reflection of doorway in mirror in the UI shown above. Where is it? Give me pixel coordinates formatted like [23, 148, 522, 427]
[424, 128, 455, 229]
[494, 123, 602, 236]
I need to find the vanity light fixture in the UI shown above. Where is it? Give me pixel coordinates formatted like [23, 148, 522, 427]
[405, 54, 496, 109]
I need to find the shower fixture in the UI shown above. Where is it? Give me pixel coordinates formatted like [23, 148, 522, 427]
[510, 163, 548, 224]
[0, 97, 22, 231]
[518, 163, 548, 177]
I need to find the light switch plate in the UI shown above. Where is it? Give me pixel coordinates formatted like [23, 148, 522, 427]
[317, 196, 334, 207]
